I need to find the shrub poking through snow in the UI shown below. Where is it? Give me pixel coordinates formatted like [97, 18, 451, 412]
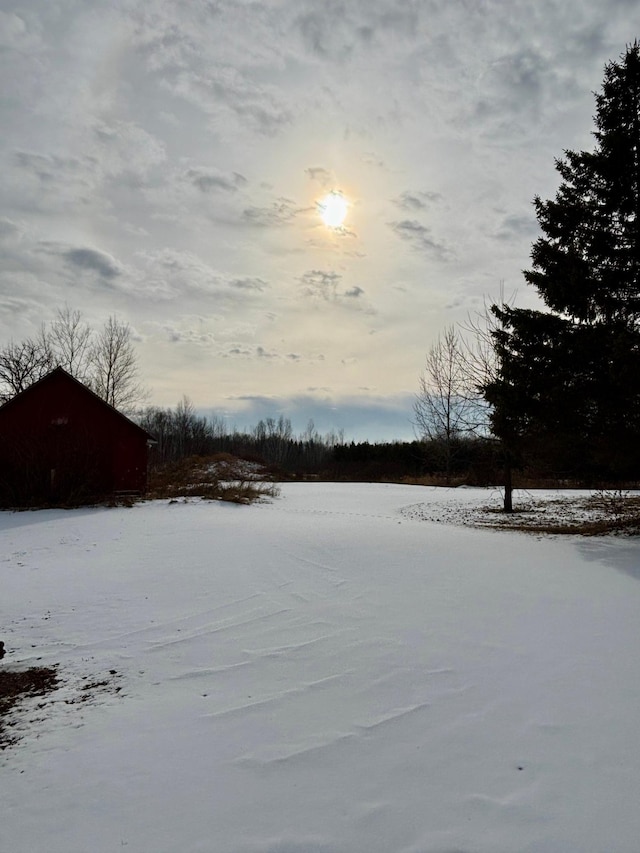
[146, 453, 280, 504]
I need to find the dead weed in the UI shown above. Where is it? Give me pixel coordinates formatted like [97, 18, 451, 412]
[147, 454, 280, 504]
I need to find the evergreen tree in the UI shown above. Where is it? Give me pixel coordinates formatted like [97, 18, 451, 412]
[485, 43, 640, 490]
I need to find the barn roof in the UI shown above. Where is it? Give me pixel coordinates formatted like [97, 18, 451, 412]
[0, 366, 155, 441]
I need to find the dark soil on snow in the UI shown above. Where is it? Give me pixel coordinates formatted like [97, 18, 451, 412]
[0, 667, 60, 750]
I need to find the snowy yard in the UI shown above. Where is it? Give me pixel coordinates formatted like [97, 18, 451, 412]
[2, 483, 640, 853]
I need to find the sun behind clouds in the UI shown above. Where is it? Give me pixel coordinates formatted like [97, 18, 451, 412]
[318, 191, 348, 228]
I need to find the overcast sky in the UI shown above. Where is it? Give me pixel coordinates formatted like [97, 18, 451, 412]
[1, 1, 637, 440]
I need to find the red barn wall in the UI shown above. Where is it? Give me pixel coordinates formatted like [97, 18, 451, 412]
[0, 371, 149, 505]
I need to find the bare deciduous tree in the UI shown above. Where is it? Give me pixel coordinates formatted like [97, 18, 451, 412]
[413, 326, 480, 482]
[49, 305, 93, 383]
[253, 415, 295, 467]
[0, 334, 53, 402]
[461, 289, 516, 511]
[0, 309, 147, 412]
[414, 288, 514, 494]
[89, 315, 146, 412]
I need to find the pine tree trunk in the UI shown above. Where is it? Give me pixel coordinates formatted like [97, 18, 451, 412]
[503, 452, 514, 513]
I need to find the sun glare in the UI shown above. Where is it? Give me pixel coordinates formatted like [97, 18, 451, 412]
[318, 191, 348, 228]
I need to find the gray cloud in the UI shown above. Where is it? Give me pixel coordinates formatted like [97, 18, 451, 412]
[156, 323, 217, 347]
[242, 198, 302, 227]
[489, 48, 550, 110]
[388, 220, 452, 261]
[493, 212, 539, 242]
[92, 120, 166, 180]
[293, 2, 421, 60]
[256, 346, 278, 359]
[135, 250, 268, 302]
[305, 167, 333, 187]
[300, 269, 342, 300]
[63, 247, 123, 280]
[229, 277, 268, 292]
[232, 97, 293, 136]
[299, 270, 373, 312]
[183, 167, 247, 193]
[11, 151, 99, 212]
[15, 151, 95, 183]
[0, 290, 54, 326]
[225, 346, 253, 358]
[222, 345, 302, 362]
[130, 7, 293, 136]
[344, 286, 364, 298]
[0, 217, 20, 240]
[11, 120, 166, 216]
[394, 191, 443, 211]
[0, 10, 39, 49]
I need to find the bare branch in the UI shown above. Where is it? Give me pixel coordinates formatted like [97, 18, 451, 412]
[88, 316, 147, 412]
[49, 305, 94, 382]
[0, 337, 53, 402]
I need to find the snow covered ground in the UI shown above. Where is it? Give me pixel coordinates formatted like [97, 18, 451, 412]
[2, 483, 640, 853]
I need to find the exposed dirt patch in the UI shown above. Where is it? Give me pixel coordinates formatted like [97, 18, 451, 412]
[0, 666, 60, 750]
[64, 670, 123, 705]
[0, 665, 124, 751]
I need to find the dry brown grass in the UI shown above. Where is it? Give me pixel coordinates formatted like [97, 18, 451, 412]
[484, 492, 640, 535]
[147, 454, 280, 505]
[404, 488, 640, 536]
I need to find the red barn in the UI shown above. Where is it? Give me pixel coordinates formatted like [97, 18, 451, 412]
[0, 367, 154, 507]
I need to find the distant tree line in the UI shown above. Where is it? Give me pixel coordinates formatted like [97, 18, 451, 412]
[328, 437, 503, 483]
[137, 400, 345, 476]
[136, 397, 508, 484]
